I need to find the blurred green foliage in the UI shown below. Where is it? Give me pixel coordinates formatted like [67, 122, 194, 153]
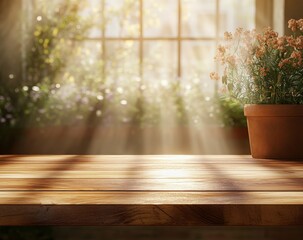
[216, 96, 247, 127]
[0, 0, 246, 129]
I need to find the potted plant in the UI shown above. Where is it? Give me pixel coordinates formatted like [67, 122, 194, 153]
[211, 19, 303, 159]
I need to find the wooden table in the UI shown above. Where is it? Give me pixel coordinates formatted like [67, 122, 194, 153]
[0, 155, 303, 226]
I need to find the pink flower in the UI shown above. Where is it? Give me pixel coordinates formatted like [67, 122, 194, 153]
[212, 18, 303, 105]
[290, 51, 303, 66]
[278, 59, 290, 68]
[290, 51, 301, 59]
[226, 56, 236, 66]
[215, 45, 227, 63]
[210, 72, 220, 81]
[277, 37, 285, 45]
[260, 67, 268, 76]
[217, 45, 226, 54]
[234, 27, 243, 38]
[295, 36, 303, 49]
[288, 19, 297, 32]
[255, 47, 265, 57]
[286, 36, 296, 47]
[224, 32, 233, 41]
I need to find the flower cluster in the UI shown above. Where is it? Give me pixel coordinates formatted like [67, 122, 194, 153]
[211, 19, 303, 104]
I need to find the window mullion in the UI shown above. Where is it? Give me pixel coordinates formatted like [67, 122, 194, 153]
[139, 0, 143, 79]
[177, 0, 182, 79]
[215, 0, 220, 93]
[101, 0, 106, 80]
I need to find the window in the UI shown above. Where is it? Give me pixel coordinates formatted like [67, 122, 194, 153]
[27, 0, 255, 87]
[0, 0, 259, 153]
[5, 0, 256, 128]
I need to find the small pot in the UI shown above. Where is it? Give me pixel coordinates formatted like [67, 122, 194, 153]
[244, 104, 303, 159]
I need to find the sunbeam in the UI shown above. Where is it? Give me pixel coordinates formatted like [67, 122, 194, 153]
[0, 0, 255, 155]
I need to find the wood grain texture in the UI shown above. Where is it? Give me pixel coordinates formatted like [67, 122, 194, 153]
[1, 205, 303, 226]
[1, 170, 302, 179]
[0, 155, 303, 226]
[1, 191, 303, 204]
[1, 154, 298, 164]
[2, 163, 303, 171]
[1, 178, 303, 191]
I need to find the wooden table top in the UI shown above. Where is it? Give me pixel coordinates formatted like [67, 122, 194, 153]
[0, 155, 303, 226]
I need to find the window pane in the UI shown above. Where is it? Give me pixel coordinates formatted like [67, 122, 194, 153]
[182, 41, 216, 85]
[34, 0, 103, 38]
[144, 0, 178, 37]
[143, 41, 177, 81]
[57, 41, 103, 84]
[182, 0, 216, 37]
[219, 0, 255, 35]
[105, 41, 139, 82]
[81, 0, 103, 38]
[76, 40, 103, 68]
[105, 0, 139, 37]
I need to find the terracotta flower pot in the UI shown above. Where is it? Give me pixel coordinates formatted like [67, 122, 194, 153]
[244, 104, 303, 159]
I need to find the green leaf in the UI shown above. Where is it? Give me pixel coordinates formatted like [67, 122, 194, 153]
[227, 83, 233, 91]
[222, 75, 227, 84]
[293, 81, 301, 86]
